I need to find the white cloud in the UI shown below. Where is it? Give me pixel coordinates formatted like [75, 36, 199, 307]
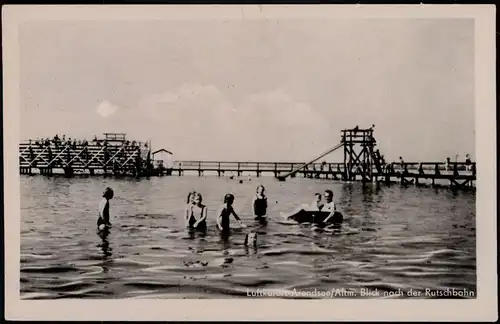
[96, 100, 119, 118]
[134, 84, 332, 160]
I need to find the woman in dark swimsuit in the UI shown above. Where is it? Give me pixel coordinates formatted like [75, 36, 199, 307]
[252, 185, 268, 221]
[186, 192, 207, 231]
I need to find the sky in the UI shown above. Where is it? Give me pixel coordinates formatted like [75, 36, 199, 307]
[18, 18, 474, 162]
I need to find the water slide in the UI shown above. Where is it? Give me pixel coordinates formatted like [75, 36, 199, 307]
[277, 142, 344, 181]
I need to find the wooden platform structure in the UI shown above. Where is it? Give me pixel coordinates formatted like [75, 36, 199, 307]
[172, 126, 475, 190]
[19, 133, 160, 177]
[19, 127, 476, 190]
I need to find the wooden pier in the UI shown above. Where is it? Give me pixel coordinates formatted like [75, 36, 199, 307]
[19, 127, 476, 190]
[171, 160, 475, 189]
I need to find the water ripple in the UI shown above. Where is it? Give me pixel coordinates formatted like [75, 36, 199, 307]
[20, 176, 476, 299]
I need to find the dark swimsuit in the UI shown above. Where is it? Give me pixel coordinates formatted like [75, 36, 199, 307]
[219, 206, 232, 232]
[188, 205, 206, 230]
[97, 200, 110, 229]
[253, 196, 267, 218]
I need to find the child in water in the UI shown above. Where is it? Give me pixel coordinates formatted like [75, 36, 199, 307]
[310, 193, 324, 211]
[217, 194, 246, 231]
[252, 185, 268, 220]
[97, 187, 114, 231]
[185, 191, 197, 226]
[186, 192, 207, 230]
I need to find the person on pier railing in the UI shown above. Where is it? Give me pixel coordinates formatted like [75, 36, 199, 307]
[465, 154, 472, 172]
[398, 157, 406, 175]
[418, 162, 425, 175]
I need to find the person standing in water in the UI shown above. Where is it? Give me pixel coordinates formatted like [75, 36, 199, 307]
[217, 194, 246, 232]
[98, 187, 114, 231]
[185, 190, 198, 227]
[185, 191, 196, 221]
[186, 192, 207, 230]
[252, 185, 268, 220]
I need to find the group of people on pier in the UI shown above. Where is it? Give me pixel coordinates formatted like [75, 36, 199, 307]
[31, 134, 89, 148]
[29, 134, 150, 149]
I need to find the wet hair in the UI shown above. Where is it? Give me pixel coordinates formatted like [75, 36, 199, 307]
[324, 190, 333, 198]
[187, 191, 197, 204]
[314, 193, 322, 198]
[193, 192, 203, 203]
[256, 185, 265, 193]
[224, 193, 235, 204]
[244, 232, 258, 247]
[103, 187, 114, 199]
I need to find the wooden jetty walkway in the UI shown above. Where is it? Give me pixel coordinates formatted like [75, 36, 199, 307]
[19, 127, 476, 190]
[171, 160, 475, 188]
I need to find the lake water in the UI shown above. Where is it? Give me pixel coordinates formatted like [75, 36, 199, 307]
[20, 175, 476, 299]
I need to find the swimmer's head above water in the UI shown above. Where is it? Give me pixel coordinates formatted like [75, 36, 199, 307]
[244, 231, 258, 247]
[103, 187, 114, 200]
[324, 190, 334, 202]
[224, 193, 235, 206]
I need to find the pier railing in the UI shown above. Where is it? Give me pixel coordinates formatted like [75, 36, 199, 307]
[172, 160, 476, 176]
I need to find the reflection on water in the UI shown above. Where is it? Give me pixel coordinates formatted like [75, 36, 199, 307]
[20, 175, 476, 299]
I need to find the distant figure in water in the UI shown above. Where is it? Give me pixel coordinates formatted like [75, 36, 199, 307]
[97, 187, 114, 231]
[252, 185, 268, 221]
[217, 194, 246, 232]
[186, 192, 207, 231]
[310, 193, 324, 211]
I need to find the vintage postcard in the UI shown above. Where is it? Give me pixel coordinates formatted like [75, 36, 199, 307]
[3, 4, 497, 322]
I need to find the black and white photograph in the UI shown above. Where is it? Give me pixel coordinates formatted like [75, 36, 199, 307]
[3, 4, 497, 322]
